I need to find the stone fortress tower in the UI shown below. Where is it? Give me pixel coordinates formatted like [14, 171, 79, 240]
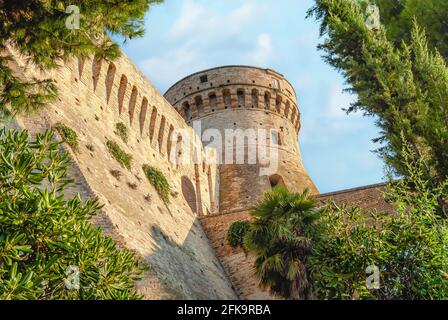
[164, 66, 319, 214]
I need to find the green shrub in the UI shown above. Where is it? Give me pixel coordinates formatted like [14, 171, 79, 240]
[115, 122, 128, 144]
[54, 122, 79, 151]
[309, 201, 448, 300]
[226, 221, 251, 248]
[0, 129, 144, 300]
[308, 144, 448, 300]
[106, 140, 132, 170]
[142, 165, 170, 204]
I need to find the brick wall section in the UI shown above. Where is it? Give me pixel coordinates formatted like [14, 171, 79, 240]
[199, 210, 277, 300]
[199, 183, 393, 300]
[317, 183, 394, 213]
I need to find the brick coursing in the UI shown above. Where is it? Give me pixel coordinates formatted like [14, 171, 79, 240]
[317, 183, 393, 213]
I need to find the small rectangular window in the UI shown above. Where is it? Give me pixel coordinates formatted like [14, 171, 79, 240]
[272, 78, 281, 89]
[271, 131, 279, 145]
[200, 75, 208, 83]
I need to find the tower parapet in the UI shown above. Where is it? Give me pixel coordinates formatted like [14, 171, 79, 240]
[164, 65, 301, 132]
[165, 66, 318, 214]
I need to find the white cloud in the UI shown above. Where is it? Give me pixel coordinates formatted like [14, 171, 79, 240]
[140, 47, 203, 92]
[139, 0, 272, 90]
[126, 0, 385, 192]
[326, 82, 358, 118]
[168, 0, 205, 39]
[246, 33, 273, 67]
[169, 1, 258, 40]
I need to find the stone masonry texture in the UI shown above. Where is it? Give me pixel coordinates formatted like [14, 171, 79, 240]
[6, 45, 235, 300]
[4, 45, 391, 300]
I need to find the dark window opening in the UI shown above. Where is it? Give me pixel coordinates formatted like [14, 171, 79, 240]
[237, 89, 245, 108]
[209, 93, 217, 111]
[200, 75, 208, 83]
[269, 174, 285, 189]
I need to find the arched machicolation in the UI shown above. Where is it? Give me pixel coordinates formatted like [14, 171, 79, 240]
[164, 66, 301, 133]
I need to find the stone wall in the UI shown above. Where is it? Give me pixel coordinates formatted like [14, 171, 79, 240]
[199, 210, 275, 300]
[317, 183, 393, 212]
[5, 45, 236, 300]
[3, 42, 393, 301]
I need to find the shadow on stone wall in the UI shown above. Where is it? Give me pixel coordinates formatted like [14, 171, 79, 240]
[137, 221, 237, 300]
[181, 176, 197, 215]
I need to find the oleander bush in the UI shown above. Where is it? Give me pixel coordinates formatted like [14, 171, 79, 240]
[0, 129, 144, 300]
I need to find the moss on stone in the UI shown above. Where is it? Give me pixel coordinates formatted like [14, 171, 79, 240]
[107, 140, 132, 170]
[54, 122, 79, 151]
[115, 122, 128, 144]
[142, 164, 170, 204]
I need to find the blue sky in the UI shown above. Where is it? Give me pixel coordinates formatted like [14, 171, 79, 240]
[120, 0, 385, 193]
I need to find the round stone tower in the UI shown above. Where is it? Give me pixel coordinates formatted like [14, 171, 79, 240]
[164, 66, 318, 214]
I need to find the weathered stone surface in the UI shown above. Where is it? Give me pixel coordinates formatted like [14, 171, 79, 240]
[199, 210, 277, 300]
[318, 183, 393, 212]
[6, 46, 236, 300]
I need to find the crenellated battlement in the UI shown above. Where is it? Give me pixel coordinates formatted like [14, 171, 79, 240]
[77, 54, 198, 161]
[164, 66, 301, 133]
[165, 65, 317, 214]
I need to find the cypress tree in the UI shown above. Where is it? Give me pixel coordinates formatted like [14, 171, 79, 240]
[376, 0, 448, 60]
[0, 0, 163, 117]
[308, 0, 448, 202]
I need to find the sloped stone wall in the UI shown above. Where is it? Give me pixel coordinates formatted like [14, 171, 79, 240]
[5, 46, 236, 300]
[199, 210, 276, 300]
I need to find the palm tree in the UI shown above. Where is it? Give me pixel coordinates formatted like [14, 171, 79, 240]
[244, 186, 321, 300]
